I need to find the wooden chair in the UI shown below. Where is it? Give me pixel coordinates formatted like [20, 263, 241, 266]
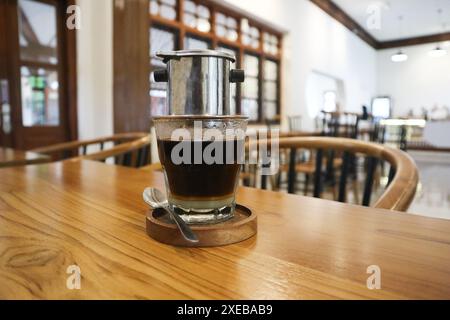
[70, 135, 152, 168]
[265, 115, 281, 131]
[30, 132, 150, 163]
[288, 115, 302, 131]
[253, 137, 418, 211]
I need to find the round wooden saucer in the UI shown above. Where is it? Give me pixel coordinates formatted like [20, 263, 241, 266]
[145, 204, 257, 247]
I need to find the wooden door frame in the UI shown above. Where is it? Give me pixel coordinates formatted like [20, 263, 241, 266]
[2, 0, 77, 149]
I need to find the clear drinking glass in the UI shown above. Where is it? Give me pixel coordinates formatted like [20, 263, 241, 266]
[153, 115, 248, 224]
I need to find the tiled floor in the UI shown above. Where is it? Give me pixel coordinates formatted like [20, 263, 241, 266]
[407, 151, 450, 219]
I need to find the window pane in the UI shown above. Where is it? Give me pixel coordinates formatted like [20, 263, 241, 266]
[264, 60, 278, 81]
[227, 17, 237, 29]
[184, 36, 210, 50]
[18, 0, 58, 64]
[150, 0, 177, 20]
[227, 29, 238, 42]
[160, 5, 176, 20]
[243, 77, 258, 99]
[184, 0, 196, 14]
[263, 60, 279, 119]
[242, 99, 258, 121]
[263, 81, 277, 101]
[216, 25, 226, 38]
[197, 18, 211, 33]
[197, 5, 210, 19]
[215, 12, 238, 41]
[244, 55, 259, 77]
[184, 13, 197, 28]
[184, 1, 211, 32]
[264, 102, 277, 120]
[263, 32, 279, 55]
[216, 13, 226, 25]
[150, 0, 158, 15]
[21, 66, 59, 126]
[242, 34, 251, 46]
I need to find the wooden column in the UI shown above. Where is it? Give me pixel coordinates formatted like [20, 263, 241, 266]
[113, 0, 150, 133]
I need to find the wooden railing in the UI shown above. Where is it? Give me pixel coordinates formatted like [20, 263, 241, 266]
[30, 132, 150, 162]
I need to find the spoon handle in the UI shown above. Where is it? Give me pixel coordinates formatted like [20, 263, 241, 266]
[143, 188, 199, 243]
[169, 210, 199, 243]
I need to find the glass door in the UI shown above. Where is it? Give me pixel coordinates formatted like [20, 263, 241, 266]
[1, 0, 76, 150]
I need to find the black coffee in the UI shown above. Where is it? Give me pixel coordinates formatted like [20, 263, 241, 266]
[157, 139, 244, 200]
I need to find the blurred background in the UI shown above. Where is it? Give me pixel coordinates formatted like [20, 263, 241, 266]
[1, 0, 449, 217]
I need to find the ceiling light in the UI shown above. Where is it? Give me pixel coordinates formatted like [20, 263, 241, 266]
[391, 50, 408, 62]
[428, 45, 447, 58]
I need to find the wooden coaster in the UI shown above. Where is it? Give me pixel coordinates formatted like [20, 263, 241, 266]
[145, 204, 257, 247]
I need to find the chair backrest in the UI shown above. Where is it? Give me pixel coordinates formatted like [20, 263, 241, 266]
[321, 111, 360, 138]
[288, 115, 302, 132]
[30, 132, 150, 162]
[70, 135, 152, 168]
[252, 136, 418, 212]
[265, 115, 281, 131]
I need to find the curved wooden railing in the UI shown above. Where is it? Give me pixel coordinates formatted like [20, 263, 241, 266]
[253, 137, 418, 212]
[30, 132, 149, 162]
[69, 135, 152, 168]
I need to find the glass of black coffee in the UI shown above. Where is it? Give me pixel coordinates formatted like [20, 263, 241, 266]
[153, 115, 248, 224]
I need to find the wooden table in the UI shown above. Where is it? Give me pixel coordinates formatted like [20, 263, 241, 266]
[0, 147, 50, 168]
[1, 160, 450, 299]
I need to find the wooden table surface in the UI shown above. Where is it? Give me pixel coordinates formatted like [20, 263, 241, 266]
[1, 160, 450, 299]
[0, 147, 50, 168]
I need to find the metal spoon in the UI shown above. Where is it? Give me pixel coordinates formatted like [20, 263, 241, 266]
[143, 187, 199, 243]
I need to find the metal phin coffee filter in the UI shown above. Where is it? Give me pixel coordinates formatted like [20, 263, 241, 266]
[154, 50, 245, 116]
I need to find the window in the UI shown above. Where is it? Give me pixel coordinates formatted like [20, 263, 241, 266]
[149, 0, 282, 123]
[18, 0, 60, 126]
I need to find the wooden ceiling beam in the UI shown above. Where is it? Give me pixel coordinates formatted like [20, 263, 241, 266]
[378, 32, 450, 49]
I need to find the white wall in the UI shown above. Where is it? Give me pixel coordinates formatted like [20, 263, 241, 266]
[377, 44, 450, 117]
[225, 0, 378, 130]
[76, 0, 113, 139]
